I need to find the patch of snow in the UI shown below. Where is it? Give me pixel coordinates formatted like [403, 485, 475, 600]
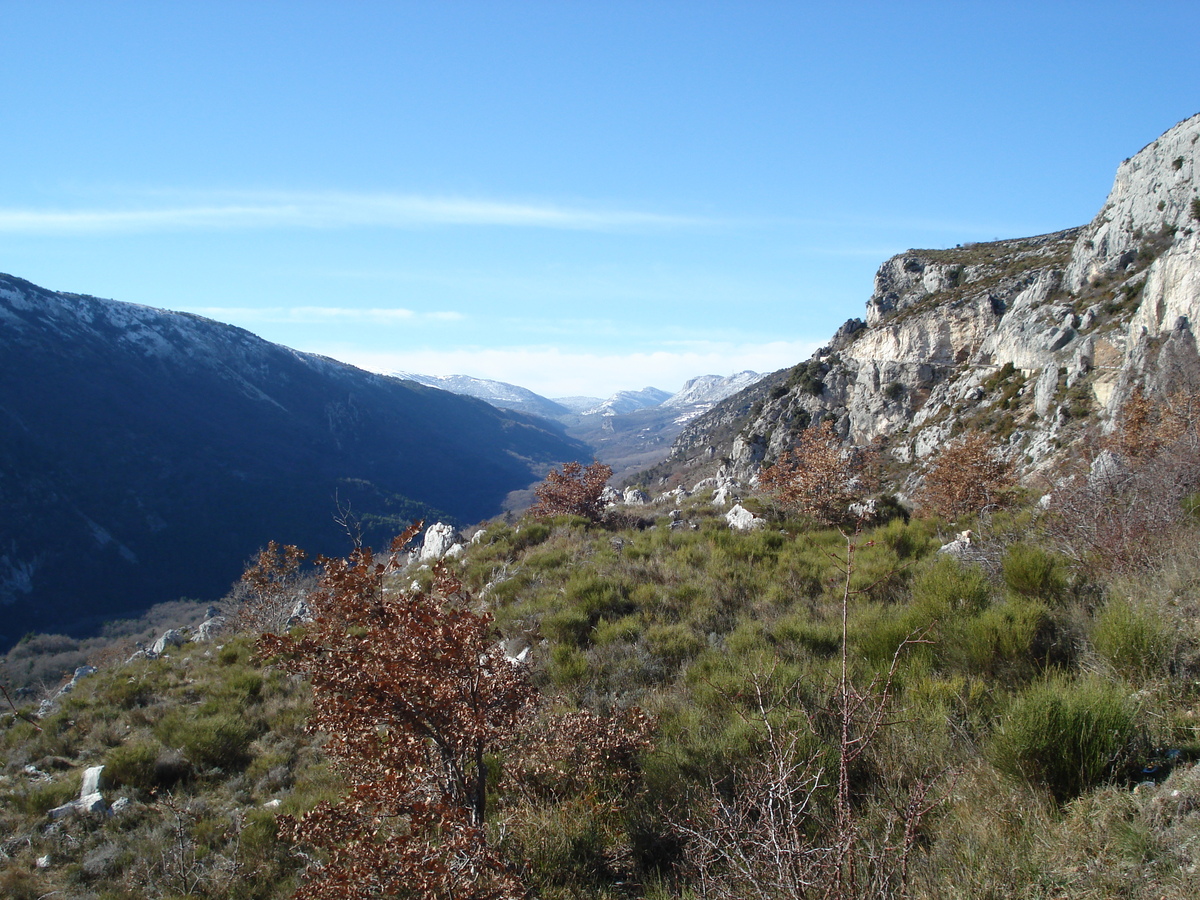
[662, 371, 763, 408]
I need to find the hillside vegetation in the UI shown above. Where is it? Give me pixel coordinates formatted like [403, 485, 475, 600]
[4, 414, 1200, 898]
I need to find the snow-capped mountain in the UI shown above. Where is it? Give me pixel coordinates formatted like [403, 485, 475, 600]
[580, 387, 673, 417]
[387, 371, 764, 479]
[552, 395, 606, 414]
[662, 371, 764, 408]
[393, 372, 571, 419]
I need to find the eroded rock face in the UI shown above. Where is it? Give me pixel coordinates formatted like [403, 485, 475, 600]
[662, 113, 1200, 487]
[151, 629, 186, 656]
[1065, 116, 1200, 294]
[419, 523, 460, 562]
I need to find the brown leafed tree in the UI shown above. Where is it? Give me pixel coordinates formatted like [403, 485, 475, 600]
[1046, 388, 1200, 569]
[916, 432, 1016, 521]
[759, 420, 870, 526]
[1109, 385, 1197, 462]
[528, 459, 613, 521]
[236, 540, 309, 633]
[255, 522, 534, 900]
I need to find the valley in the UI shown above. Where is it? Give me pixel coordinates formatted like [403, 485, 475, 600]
[3, 111, 1200, 900]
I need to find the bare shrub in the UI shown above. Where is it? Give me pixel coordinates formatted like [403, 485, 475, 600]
[528, 460, 613, 522]
[235, 541, 315, 634]
[759, 421, 872, 527]
[915, 432, 1016, 521]
[1046, 389, 1200, 570]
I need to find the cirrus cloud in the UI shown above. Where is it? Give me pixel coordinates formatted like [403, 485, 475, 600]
[0, 189, 715, 235]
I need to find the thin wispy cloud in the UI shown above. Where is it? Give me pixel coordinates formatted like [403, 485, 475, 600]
[0, 190, 713, 235]
[192, 305, 464, 325]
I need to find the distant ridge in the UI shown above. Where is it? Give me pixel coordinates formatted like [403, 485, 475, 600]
[393, 371, 572, 419]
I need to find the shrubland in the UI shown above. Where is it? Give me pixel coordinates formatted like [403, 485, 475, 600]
[4, 419, 1200, 898]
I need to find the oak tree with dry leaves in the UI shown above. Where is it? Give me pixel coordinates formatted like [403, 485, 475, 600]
[916, 432, 1016, 521]
[528, 459, 613, 521]
[759, 421, 870, 526]
[255, 523, 533, 900]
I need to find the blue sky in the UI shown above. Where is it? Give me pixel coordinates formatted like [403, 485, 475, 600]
[3, 2, 1198, 397]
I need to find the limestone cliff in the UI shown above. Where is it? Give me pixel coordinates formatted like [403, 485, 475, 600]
[653, 112, 1200, 489]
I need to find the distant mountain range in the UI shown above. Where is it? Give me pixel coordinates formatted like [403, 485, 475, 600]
[393, 372, 574, 419]
[0, 274, 588, 648]
[392, 370, 764, 479]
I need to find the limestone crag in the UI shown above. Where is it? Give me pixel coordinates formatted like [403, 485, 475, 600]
[656, 112, 1200, 489]
[1065, 116, 1200, 293]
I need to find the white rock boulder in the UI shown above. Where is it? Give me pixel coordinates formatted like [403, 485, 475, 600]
[419, 522, 460, 562]
[725, 504, 765, 532]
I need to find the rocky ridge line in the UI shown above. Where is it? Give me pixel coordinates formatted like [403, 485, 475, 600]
[653, 112, 1200, 490]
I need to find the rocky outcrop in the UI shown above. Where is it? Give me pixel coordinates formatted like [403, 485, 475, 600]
[1065, 117, 1200, 294]
[656, 112, 1200, 488]
[419, 522, 462, 562]
[725, 504, 765, 532]
[49, 765, 110, 819]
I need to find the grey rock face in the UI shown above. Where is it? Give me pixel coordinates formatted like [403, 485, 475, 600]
[48, 765, 109, 819]
[1065, 114, 1200, 293]
[662, 113, 1200, 488]
[419, 522, 460, 562]
[286, 598, 313, 628]
[622, 488, 651, 506]
[151, 629, 186, 656]
[195, 615, 227, 642]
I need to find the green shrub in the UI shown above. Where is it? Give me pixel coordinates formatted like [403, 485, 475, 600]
[593, 614, 640, 647]
[17, 773, 80, 815]
[767, 614, 841, 658]
[502, 796, 626, 893]
[155, 710, 256, 771]
[217, 638, 253, 666]
[911, 555, 992, 619]
[644, 623, 705, 667]
[566, 574, 633, 619]
[96, 673, 155, 709]
[944, 596, 1051, 679]
[549, 645, 590, 685]
[524, 546, 571, 572]
[212, 668, 265, 708]
[512, 522, 554, 552]
[1092, 597, 1174, 680]
[104, 739, 163, 791]
[1002, 543, 1068, 602]
[544, 606, 592, 647]
[989, 675, 1138, 802]
[852, 605, 933, 671]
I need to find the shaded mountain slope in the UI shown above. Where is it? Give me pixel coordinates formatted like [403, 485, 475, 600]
[0, 274, 588, 646]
